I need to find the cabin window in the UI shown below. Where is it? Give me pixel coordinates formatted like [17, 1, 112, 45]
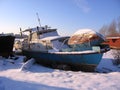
[41, 40, 52, 49]
[52, 39, 69, 50]
[112, 39, 117, 43]
[59, 38, 69, 44]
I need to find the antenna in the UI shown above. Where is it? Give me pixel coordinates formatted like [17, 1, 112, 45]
[20, 27, 22, 37]
[36, 12, 41, 27]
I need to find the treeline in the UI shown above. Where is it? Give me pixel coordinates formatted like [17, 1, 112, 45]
[99, 16, 120, 37]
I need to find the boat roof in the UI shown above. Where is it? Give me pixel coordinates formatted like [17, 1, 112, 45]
[41, 36, 70, 41]
[23, 26, 57, 34]
[106, 37, 120, 39]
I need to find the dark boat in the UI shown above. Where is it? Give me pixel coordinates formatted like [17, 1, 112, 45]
[21, 26, 110, 72]
[0, 34, 15, 58]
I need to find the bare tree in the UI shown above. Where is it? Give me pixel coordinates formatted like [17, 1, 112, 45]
[99, 17, 120, 37]
[107, 20, 118, 37]
[117, 16, 120, 34]
[99, 25, 108, 36]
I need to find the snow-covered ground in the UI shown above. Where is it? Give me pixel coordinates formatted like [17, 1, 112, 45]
[0, 50, 120, 90]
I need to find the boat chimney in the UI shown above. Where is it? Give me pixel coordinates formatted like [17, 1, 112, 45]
[45, 25, 48, 30]
[37, 26, 39, 31]
[20, 28, 23, 38]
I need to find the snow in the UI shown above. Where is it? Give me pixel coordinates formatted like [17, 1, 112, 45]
[106, 37, 120, 39]
[73, 29, 96, 35]
[53, 50, 100, 54]
[0, 50, 120, 90]
[20, 58, 35, 71]
[72, 29, 105, 40]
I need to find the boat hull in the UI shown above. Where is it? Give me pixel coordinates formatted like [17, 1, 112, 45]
[0, 35, 15, 57]
[22, 50, 103, 72]
[104, 37, 120, 49]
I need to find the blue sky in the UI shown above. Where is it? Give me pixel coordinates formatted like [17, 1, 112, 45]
[0, 0, 120, 35]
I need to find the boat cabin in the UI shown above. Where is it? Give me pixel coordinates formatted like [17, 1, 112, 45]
[22, 26, 70, 52]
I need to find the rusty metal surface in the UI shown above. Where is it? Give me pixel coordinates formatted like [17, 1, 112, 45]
[68, 30, 104, 45]
[104, 37, 120, 49]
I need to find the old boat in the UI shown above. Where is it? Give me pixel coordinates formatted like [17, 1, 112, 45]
[104, 37, 120, 49]
[22, 26, 110, 71]
[0, 34, 15, 58]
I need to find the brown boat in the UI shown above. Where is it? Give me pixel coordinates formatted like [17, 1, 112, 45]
[104, 37, 120, 49]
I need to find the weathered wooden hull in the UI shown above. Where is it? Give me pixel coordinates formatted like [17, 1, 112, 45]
[0, 35, 15, 57]
[104, 37, 120, 49]
[22, 49, 106, 72]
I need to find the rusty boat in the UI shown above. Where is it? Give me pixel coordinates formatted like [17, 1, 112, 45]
[21, 26, 110, 71]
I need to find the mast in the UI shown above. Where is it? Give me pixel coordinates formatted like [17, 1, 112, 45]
[36, 12, 41, 27]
